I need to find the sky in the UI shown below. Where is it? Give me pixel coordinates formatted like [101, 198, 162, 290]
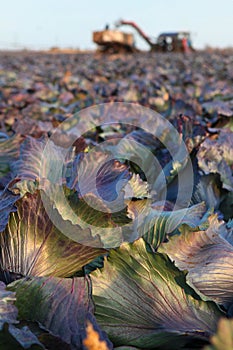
[0, 0, 232, 50]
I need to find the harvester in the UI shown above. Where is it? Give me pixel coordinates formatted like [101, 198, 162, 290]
[93, 20, 194, 53]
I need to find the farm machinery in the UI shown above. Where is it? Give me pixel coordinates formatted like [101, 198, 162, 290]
[93, 20, 194, 53]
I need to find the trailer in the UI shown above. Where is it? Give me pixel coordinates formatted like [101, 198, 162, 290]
[93, 29, 136, 53]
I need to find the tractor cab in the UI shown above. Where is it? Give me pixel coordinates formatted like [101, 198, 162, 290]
[156, 32, 194, 52]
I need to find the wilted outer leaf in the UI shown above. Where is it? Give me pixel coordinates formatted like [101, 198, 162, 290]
[83, 322, 109, 350]
[83, 314, 113, 350]
[0, 281, 43, 349]
[204, 318, 233, 350]
[0, 188, 20, 232]
[197, 130, 233, 191]
[159, 215, 233, 306]
[0, 191, 105, 277]
[91, 239, 223, 349]
[8, 276, 111, 349]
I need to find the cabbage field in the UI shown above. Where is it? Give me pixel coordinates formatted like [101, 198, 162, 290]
[0, 50, 233, 349]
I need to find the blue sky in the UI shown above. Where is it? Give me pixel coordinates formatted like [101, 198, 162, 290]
[0, 0, 232, 50]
